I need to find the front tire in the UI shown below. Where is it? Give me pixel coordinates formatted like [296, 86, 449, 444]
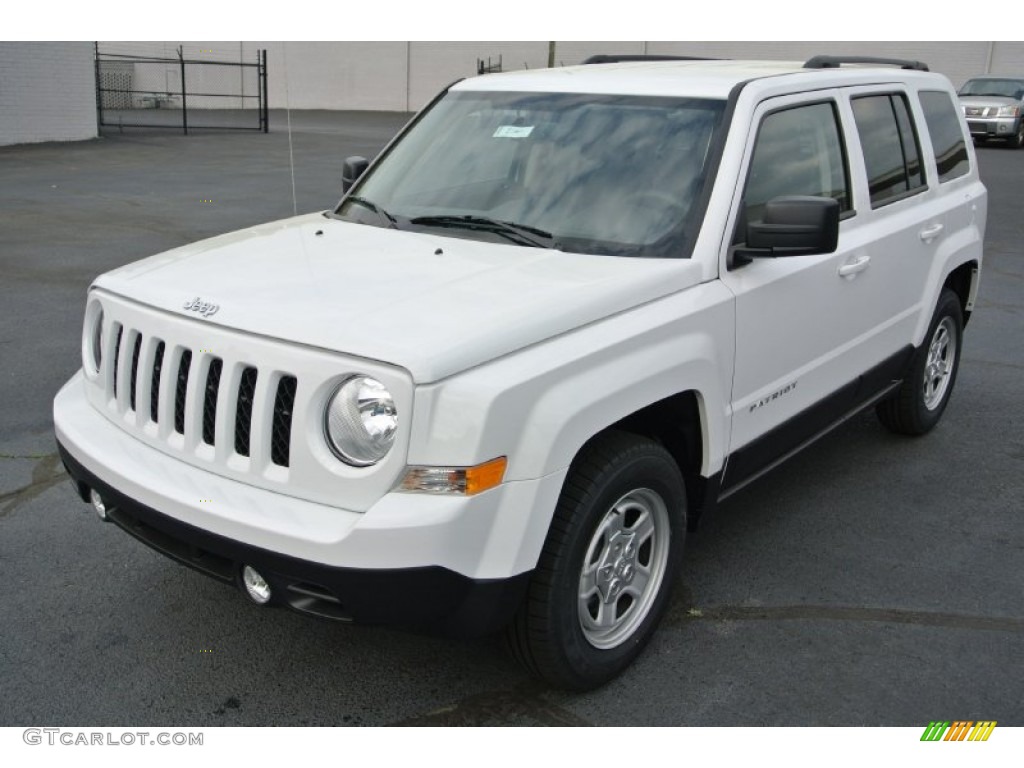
[1009, 122, 1024, 149]
[876, 289, 963, 435]
[505, 431, 686, 690]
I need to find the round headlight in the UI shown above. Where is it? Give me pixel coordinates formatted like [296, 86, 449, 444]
[324, 376, 398, 466]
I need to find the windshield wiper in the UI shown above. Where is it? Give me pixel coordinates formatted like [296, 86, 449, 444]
[409, 215, 555, 249]
[346, 196, 399, 229]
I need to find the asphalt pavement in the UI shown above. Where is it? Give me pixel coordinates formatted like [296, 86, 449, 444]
[0, 112, 1021, 726]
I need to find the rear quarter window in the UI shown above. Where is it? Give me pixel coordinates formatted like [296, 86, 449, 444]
[918, 90, 970, 183]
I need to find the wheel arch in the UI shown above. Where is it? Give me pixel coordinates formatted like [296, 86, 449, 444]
[942, 259, 979, 327]
[607, 391, 714, 531]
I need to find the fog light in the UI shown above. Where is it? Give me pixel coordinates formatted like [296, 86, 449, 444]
[242, 565, 272, 605]
[90, 489, 109, 521]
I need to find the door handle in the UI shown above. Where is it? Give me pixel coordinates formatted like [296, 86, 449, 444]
[919, 223, 944, 242]
[838, 255, 871, 278]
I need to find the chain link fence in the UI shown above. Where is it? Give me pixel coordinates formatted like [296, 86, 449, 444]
[96, 45, 268, 134]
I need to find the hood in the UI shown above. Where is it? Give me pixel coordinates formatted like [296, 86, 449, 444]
[959, 95, 1020, 108]
[95, 213, 705, 383]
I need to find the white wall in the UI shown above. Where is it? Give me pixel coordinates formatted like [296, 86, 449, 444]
[0, 42, 97, 146]
[97, 41, 1024, 115]
[255, 41, 409, 111]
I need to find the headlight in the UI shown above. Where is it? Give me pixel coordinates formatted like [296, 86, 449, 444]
[324, 376, 397, 466]
[83, 300, 104, 375]
[997, 105, 1021, 118]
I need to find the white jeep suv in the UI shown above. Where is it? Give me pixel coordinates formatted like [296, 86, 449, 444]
[54, 55, 986, 690]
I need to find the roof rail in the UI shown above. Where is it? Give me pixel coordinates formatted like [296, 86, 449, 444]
[804, 55, 929, 72]
[583, 54, 717, 65]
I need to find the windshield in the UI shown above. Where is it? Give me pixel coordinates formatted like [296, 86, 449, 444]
[959, 78, 1024, 99]
[335, 90, 725, 258]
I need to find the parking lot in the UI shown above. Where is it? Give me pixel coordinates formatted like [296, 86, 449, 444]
[1, 112, 1022, 726]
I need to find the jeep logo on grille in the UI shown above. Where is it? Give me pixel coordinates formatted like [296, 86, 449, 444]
[183, 297, 220, 318]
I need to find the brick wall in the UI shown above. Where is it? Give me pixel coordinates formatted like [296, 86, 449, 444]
[0, 42, 97, 146]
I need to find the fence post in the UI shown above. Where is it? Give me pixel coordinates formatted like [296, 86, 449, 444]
[256, 49, 262, 132]
[94, 42, 102, 133]
[179, 46, 188, 135]
[261, 49, 269, 134]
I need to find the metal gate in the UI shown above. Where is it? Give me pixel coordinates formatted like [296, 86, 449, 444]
[95, 45, 268, 134]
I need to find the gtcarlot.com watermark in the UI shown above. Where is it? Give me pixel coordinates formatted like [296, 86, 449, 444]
[23, 728, 203, 747]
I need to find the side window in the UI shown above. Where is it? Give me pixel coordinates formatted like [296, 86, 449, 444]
[737, 101, 850, 242]
[919, 90, 970, 183]
[851, 93, 926, 207]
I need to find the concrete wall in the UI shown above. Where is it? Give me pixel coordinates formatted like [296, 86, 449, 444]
[96, 41, 1024, 114]
[253, 40, 1024, 110]
[0, 42, 97, 146]
[7, 41, 1015, 147]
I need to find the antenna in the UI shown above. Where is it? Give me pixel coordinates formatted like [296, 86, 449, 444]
[282, 45, 298, 216]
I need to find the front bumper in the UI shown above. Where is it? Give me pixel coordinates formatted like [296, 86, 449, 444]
[59, 443, 527, 635]
[54, 372, 567, 634]
[965, 116, 1021, 139]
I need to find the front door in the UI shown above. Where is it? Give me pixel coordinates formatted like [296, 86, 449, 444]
[719, 92, 879, 491]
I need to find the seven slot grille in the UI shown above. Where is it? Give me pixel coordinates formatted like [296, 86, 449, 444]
[105, 323, 297, 468]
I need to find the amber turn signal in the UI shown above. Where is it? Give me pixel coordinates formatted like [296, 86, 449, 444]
[400, 456, 507, 495]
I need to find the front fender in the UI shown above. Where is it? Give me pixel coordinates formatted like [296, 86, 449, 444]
[408, 281, 736, 482]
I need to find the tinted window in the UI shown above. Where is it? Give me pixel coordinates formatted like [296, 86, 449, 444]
[892, 96, 925, 189]
[739, 101, 850, 236]
[919, 90, 970, 182]
[852, 93, 926, 207]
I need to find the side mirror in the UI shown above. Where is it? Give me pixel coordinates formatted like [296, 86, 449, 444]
[739, 196, 840, 262]
[341, 156, 370, 193]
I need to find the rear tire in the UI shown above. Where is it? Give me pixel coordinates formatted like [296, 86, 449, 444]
[876, 289, 963, 435]
[504, 431, 686, 690]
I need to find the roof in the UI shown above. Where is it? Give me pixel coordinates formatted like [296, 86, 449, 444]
[452, 59, 942, 101]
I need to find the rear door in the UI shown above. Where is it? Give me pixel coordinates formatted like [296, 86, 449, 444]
[839, 87, 940, 355]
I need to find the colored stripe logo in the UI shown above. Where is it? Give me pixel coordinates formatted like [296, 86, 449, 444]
[920, 721, 997, 741]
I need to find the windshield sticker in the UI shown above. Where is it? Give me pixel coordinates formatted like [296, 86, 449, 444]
[493, 125, 534, 138]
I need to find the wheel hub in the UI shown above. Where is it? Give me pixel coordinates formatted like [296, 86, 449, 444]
[923, 318, 955, 410]
[596, 531, 637, 602]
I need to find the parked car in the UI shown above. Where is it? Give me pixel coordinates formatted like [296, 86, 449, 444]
[54, 54, 986, 690]
[957, 75, 1024, 147]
